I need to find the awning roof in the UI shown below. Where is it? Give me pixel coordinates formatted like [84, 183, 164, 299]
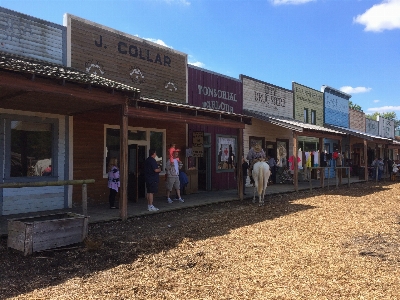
[324, 124, 374, 141]
[0, 51, 139, 93]
[0, 52, 252, 128]
[244, 109, 344, 135]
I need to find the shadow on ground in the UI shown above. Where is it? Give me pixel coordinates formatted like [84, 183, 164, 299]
[0, 181, 397, 298]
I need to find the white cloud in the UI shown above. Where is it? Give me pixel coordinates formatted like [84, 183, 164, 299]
[143, 38, 173, 49]
[366, 105, 400, 112]
[163, 0, 190, 6]
[339, 86, 372, 94]
[373, 99, 380, 103]
[270, 0, 315, 5]
[353, 0, 400, 32]
[188, 61, 205, 68]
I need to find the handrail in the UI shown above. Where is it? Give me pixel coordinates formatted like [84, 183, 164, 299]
[0, 179, 95, 188]
[305, 167, 351, 191]
[0, 179, 95, 216]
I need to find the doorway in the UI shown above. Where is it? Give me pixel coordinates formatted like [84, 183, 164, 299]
[128, 144, 146, 202]
[198, 146, 211, 191]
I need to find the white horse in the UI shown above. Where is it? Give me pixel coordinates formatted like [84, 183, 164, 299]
[252, 161, 271, 206]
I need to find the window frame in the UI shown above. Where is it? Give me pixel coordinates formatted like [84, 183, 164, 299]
[311, 109, 316, 125]
[1, 114, 59, 183]
[303, 108, 309, 123]
[216, 134, 237, 173]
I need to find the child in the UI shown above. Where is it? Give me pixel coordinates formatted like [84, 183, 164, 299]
[168, 143, 180, 164]
[107, 157, 120, 209]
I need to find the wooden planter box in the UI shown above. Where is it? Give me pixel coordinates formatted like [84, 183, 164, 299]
[7, 212, 88, 256]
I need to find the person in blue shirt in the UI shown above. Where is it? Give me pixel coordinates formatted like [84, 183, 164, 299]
[144, 149, 161, 211]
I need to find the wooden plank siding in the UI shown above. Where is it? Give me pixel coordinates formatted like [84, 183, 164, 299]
[66, 14, 187, 103]
[187, 66, 244, 190]
[72, 110, 187, 204]
[0, 7, 66, 65]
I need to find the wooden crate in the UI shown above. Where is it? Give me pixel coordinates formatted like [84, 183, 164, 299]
[7, 212, 88, 256]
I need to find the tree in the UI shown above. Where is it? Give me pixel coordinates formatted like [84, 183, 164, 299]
[349, 101, 363, 112]
[366, 111, 400, 129]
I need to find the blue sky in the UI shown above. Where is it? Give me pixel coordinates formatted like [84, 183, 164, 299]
[1, 0, 400, 116]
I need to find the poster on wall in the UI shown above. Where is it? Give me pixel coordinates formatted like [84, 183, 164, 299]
[276, 140, 287, 167]
[192, 131, 204, 157]
[217, 135, 236, 171]
[249, 136, 265, 151]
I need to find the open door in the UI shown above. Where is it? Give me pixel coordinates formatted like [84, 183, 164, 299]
[128, 144, 146, 202]
[128, 144, 138, 202]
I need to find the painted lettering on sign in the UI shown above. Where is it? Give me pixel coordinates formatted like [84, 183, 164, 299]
[197, 85, 237, 102]
[254, 91, 286, 107]
[94, 35, 172, 67]
[0, 15, 32, 42]
[202, 101, 234, 113]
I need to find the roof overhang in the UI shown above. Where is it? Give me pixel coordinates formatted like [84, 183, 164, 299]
[128, 98, 252, 129]
[244, 109, 345, 138]
[324, 124, 373, 141]
[0, 52, 139, 115]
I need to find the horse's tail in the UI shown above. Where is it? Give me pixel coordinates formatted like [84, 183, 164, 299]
[258, 163, 264, 196]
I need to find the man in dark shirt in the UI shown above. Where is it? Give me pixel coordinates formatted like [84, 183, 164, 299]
[144, 149, 161, 211]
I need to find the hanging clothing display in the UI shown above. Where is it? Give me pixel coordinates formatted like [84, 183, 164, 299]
[313, 150, 319, 167]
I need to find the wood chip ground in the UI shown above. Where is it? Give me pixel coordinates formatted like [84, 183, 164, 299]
[1, 181, 400, 299]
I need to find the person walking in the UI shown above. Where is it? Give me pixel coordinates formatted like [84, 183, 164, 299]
[107, 157, 120, 209]
[165, 150, 184, 203]
[144, 149, 161, 211]
[371, 157, 384, 181]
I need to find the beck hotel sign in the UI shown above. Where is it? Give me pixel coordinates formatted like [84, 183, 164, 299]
[64, 14, 187, 103]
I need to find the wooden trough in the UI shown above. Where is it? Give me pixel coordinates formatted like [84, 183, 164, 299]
[7, 212, 88, 256]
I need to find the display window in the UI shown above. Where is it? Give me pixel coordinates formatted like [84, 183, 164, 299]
[216, 135, 236, 172]
[2, 115, 58, 181]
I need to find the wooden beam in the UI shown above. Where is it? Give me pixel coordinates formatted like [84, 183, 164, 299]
[127, 107, 246, 129]
[319, 137, 324, 187]
[119, 101, 129, 221]
[293, 131, 298, 192]
[364, 139, 368, 181]
[237, 128, 243, 200]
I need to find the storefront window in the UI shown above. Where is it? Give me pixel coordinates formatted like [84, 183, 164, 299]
[105, 127, 164, 176]
[216, 135, 236, 172]
[10, 120, 53, 177]
[150, 131, 163, 162]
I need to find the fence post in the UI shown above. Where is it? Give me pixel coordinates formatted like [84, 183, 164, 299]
[348, 167, 350, 188]
[82, 183, 87, 217]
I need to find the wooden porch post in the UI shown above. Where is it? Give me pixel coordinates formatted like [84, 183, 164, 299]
[319, 137, 324, 187]
[237, 128, 243, 200]
[293, 131, 298, 192]
[364, 139, 368, 181]
[119, 101, 129, 221]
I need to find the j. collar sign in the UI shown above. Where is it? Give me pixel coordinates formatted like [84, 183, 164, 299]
[95, 35, 172, 67]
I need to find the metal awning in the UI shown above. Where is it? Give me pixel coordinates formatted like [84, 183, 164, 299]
[324, 124, 374, 141]
[243, 109, 344, 135]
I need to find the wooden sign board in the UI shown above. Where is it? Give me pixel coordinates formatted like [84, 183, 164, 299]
[192, 131, 204, 157]
[65, 14, 187, 103]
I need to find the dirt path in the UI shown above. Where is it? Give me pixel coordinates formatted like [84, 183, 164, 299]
[1, 181, 400, 299]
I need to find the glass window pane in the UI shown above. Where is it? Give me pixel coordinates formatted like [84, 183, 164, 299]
[150, 131, 163, 164]
[11, 121, 52, 177]
[106, 128, 120, 167]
